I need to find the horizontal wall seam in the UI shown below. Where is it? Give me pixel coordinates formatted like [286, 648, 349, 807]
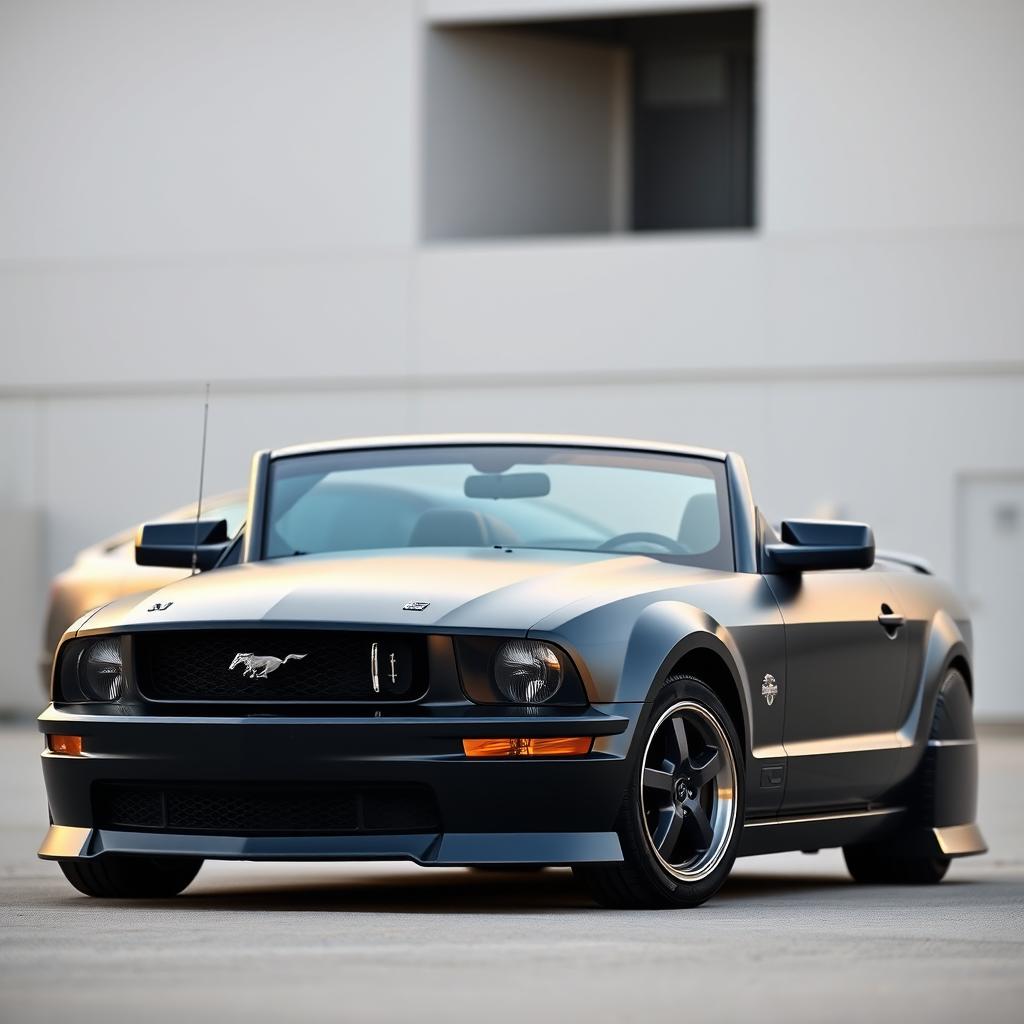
[2, 361, 1023, 401]
[1, 225, 1022, 273]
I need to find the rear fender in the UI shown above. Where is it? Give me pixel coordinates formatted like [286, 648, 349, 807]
[899, 608, 971, 749]
[890, 610, 983, 856]
[892, 608, 973, 805]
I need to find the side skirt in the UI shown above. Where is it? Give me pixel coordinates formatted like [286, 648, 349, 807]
[738, 807, 906, 857]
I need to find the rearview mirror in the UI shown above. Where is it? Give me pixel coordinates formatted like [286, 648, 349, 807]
[135, 519, 230, 570]
[464, 472, 551, 499]
[764, 519, 875, 573]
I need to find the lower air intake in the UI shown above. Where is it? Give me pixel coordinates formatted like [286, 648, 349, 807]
[93, 782, 441, 836]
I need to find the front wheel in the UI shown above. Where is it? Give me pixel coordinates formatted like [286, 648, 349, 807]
[575, 675, 744, 909]
[59, 855, 203, 898]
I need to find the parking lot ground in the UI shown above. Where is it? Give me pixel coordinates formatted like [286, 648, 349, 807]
[1, 724, 1022, 1024]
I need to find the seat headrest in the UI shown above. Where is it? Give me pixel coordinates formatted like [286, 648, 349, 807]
[678, 493, 720, 554]
[409, 508, 518, 547]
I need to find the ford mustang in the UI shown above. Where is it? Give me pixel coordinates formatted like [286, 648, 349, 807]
[38, 435, 986, 908]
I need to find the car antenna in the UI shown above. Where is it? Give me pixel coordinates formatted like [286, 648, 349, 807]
[190, 382, 211, 576]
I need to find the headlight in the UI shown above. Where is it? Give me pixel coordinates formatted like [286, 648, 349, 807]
[80, 638, 126, 701]
[493, 639, 564, 704]
[55, 637, 127, 703]
[453, 636, 588, 706]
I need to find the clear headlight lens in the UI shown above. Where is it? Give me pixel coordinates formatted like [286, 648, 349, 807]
[79, 638, 126, 701]
[493, 639, 564, 704]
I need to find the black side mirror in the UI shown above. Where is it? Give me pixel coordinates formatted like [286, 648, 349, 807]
[135, 519, 230, 571]
[764, 519, 875, 573]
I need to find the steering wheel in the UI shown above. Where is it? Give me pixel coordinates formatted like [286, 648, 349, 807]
[597, 532, 688, 554]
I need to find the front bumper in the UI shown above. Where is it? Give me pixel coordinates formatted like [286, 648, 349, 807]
[38, 703, 636, 865]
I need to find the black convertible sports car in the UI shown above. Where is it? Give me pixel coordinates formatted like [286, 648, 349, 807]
[39, 436, 985, 908]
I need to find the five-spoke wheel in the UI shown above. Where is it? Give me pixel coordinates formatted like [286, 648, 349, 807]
[640, 699, 737, 882]
[574, 675, 745, 908]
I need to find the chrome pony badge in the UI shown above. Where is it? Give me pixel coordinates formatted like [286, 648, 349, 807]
[402, 601, 430, 611]
[370, 642, 399, 695]
[229, 652, 306, 679]
[761, 673, 779, 707]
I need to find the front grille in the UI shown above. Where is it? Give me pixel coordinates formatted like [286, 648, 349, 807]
[134, 629, 427, 703]
[93, 782, 441, 835]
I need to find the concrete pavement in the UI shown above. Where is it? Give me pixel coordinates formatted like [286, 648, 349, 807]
[1, 724, 1022, 1024]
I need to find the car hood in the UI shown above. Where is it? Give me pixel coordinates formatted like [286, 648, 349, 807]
[78, 547, 718, 634]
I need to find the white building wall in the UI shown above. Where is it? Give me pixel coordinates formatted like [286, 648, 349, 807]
[764, 0, 1024, 233]
[1, 0, 1022, 715]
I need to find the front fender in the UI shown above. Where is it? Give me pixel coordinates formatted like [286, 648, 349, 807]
[548, 597, 784, 819]
[566, 600, 755, 751]
[627, 603, 751, 718]
[530, 576, 786, 816]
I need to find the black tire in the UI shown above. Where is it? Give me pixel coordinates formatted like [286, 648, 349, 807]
[59, 855, 203, 898]
[574, 675, 745, 909]
[843, 844, 950, 885]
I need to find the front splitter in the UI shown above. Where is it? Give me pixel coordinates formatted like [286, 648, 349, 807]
[38, 825, 623, 866]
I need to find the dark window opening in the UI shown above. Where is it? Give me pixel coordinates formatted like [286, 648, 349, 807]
[424, 8, 756, 240]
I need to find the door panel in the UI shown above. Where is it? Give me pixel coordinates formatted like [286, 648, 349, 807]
[765, 571, 908, 811]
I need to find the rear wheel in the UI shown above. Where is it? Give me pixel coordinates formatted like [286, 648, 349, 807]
[59, 855, 202, 898]
[843, 845, 950, 885]
[575, 675, 744, 909]
[843, 666, 969, 886]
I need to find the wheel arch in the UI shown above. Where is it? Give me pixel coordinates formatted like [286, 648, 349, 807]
[947, 653, 973, 700]
[905, 635, 981, 841]
[616, 600, 753, 755]
[913, 609, 973, 739]
[664, 647, 746, 754]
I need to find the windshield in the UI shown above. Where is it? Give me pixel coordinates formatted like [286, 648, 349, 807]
[263, 445, 732, 569]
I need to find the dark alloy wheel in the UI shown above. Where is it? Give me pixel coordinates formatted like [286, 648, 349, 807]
[575, 675, 744, 909]
[639, 697, 738, 883]
[59, 854, 203, 899]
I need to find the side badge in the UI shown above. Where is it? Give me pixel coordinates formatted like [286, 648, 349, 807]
[761, 673, 779, 707]
[402, 601, 430, 611]
[148, 601, 173, 613]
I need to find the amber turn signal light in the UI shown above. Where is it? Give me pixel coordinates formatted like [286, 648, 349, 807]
[463, 736, 592, 758]
[47, 735, 83, 756]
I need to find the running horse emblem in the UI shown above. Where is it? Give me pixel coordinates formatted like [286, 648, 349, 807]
[229, 652, 307, 679]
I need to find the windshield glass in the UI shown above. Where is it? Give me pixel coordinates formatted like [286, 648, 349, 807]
[263, 445, 732, 569]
